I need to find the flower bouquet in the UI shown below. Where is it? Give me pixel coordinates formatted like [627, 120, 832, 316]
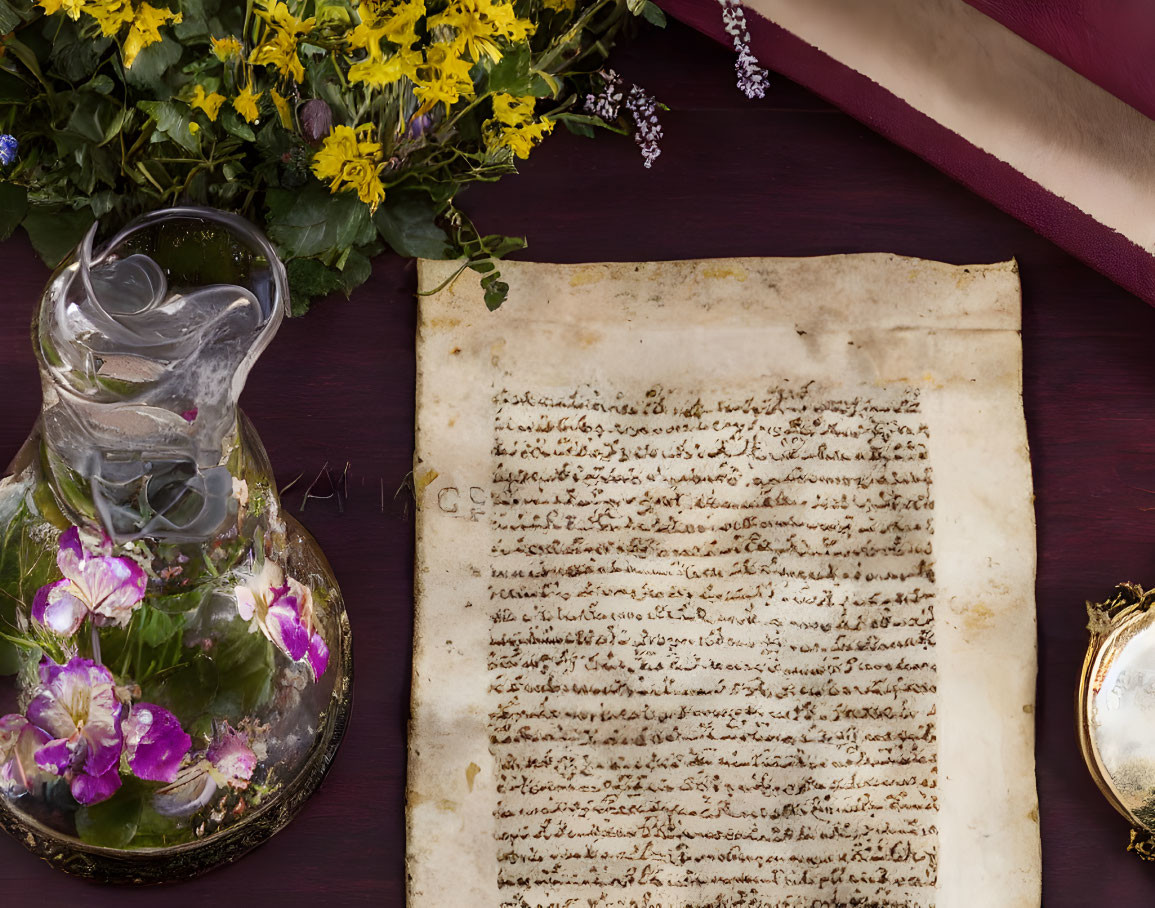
[0, 207, 350, 881]
[0, 0, 658, 312]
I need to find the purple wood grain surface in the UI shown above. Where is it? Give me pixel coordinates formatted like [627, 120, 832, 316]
[0, 19, 1149, 907]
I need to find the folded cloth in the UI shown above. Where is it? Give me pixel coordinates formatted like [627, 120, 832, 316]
[662, 0, 1155, 306]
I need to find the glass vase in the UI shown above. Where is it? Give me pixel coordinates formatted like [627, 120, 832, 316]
[0, 207, 352, 882]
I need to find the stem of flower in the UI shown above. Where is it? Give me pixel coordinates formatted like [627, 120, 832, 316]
[90, 621, 102, 666]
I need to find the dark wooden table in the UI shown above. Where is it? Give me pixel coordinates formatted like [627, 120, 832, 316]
[0, 18, 1150, 907]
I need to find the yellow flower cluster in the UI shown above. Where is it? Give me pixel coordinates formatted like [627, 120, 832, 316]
[39, 0, 181, 67]
[43, 0, 561, 215]
[483, 93, 553, 159]
[250, 0, 315, 83]
[311, 124, 387, 212]
[428, 0, 533, 63]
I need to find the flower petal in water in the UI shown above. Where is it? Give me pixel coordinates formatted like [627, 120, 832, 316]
[0, 714, 51, 796]
[206, 723, 256, 790]
[123, 702, 191, 783]
[32, 527, 147, 635]
[27, 656, 124, 804]
[31, 579, 86, 637]
[235, 562, 328, 679]
[152, 723, 256, 816]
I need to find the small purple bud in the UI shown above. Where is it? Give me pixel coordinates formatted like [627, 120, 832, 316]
[407, 113, 433, 138]
[299, 99, 333, 146]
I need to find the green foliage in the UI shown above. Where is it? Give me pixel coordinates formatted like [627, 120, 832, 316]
[76, 781, 145, 848]
[0, 0, 644, 312]
[0, 486, 65, 675]
[373, 190, 451, 260]
[22, 207, 95, 268]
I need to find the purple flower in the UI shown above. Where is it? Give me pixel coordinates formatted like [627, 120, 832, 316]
[0, 135, 17, 167]
[206, 723, 257, 788]
[123, 702, 191, 783]
[299, 99, 333, 145]
[32, 526, 147, 636]
[235, 562, 328, 680]
[406, 113, 434, 139]
[153, 723, 256, 817]
[0, 714, 51, 796]
[28, 657, 124, 805]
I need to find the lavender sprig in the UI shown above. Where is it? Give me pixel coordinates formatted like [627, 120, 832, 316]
[625, 85, 663, 169]
[583, 69, 625, 121]
[718, 0, 769, 99]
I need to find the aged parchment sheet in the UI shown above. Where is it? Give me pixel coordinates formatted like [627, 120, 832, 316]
[409, 256, 1039, 908]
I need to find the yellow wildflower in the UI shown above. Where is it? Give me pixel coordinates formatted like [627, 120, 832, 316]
[85, 0, 135, 35]
[348, 49, 420, 89]
[189, 84, 227, 121]
[211, 35, 245, 62]
[349, 0, 425, 58]
[428, 0, 533, 63]
[188, 122, 200, 135]
[411, 43, 475, 113]
[256, 0, 316, 36]
[234, 82, 262, 123]
[38, 0, 86, 20]
[123, 3, 182, 68]
[251, 28, 306, 82]
[311, 124, 386, 212]
[483, 93, 552, 159]
[270, 89, 294, 128]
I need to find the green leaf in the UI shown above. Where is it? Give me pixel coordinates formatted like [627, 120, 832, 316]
[339, 248, 373, 290]
[89, 189, 119, 218]
[172, 0, 211, 41]
[480, 271, 509, 310]
[561, 119, 595, 138]
[0, 1, 19, 33]
[47, 20, 108, 83]
[123, 35, 183, 90]
[286, 257, 345, 314]
[149, 584, 214, 615]
[138, 607, 184, 648]
[485, 44, 532, 95]
[481, 234, 527, 259]
[87, 74, 115, 95]
[0, 182, 27, 241]
[76, 785, 144, 848]
[266, 182, 373, 259]
[137, 100, 199, 154]
[65, 95, 119, 145]
[220, 106, 256, 143]
[373, 191, 451, 260]
[207, 618, 275, 719]
[23, 206, 94, 268]
[639, 0, 666, 26]
[150, 652, 219, 718]
[131, 803, 184, 848]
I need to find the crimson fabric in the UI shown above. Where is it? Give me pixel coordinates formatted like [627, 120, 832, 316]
[963, 0, 1155, 123]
